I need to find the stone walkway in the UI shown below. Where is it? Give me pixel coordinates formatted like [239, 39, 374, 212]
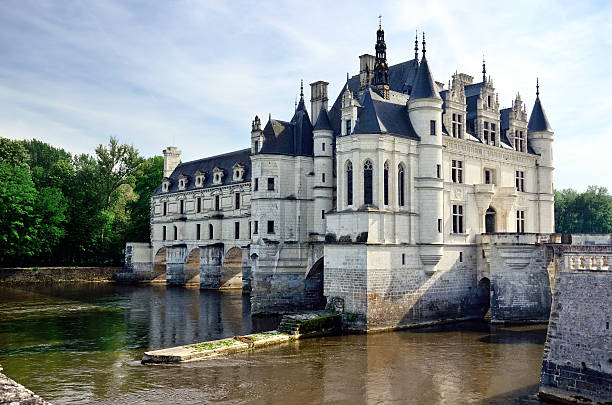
[0, 366, 49, 405]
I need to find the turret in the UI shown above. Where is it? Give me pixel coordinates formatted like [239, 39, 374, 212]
[163, 146, 181, 178]
[310, 81, 329, 126]
[251, 115, 263, 154]
[408, 34, 444, 270]
[528, 79, 554, 233]
[372, 18, 389, 99]
[312, 107, 334, 237]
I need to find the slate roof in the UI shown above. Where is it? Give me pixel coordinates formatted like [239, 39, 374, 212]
[313, 106, 332, 131]
[352, 87, 419, 139]
[259, 96, 314, 156]
[410, 56, 441, 100]
[528, 96, 552, 133]
[152, 148, 251, 195]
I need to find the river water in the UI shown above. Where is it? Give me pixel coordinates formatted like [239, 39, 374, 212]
[0, 283, 547, 404]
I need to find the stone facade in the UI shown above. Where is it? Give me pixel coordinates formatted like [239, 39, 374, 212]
[125, 24, 562, 328]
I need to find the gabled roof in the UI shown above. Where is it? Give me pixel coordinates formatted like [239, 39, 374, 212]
[409, 56, 441, 100]
[152, 148, 251, 195]
[259, 96, 314, 156]
[351, 87, 419, 140]
[313, 107, 332, 131]
[528, 96, 552, 133]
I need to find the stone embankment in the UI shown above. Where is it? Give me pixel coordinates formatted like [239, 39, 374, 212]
[0, 365, 49, 405]
[0, 267, 119, 283]
[143, 311, 341, 364]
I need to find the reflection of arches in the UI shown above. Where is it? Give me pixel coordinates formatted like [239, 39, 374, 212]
[485, 206, 496, 233]
[185, 248, 201, 284]
[153, 247, 167, 282]
[304, 258, 326, 310]
[221, 247, 243, 289]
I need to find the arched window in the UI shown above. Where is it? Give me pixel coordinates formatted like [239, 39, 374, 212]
[364, 160, 373, 205]
[383, 161, 390, 206]
[346, 161, 353, 206]
[209, 224, 214, 239]
[398, 164, 405, 207]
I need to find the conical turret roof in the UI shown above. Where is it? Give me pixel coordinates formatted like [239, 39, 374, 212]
[410, 56, 440, 100]
[313, 107, 332, 131]
[528, 95, 552, 133]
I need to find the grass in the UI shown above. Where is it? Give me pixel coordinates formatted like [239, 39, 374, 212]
[186, 338, 240, 352]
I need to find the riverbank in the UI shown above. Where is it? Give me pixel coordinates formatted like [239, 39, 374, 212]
[0, 365, 49, 404]
[0, 267, 119, 283]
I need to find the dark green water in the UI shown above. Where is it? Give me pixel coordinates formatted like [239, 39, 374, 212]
[0, 283, 546, 404]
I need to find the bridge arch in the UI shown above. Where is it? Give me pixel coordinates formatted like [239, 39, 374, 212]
[477, 277, 491, 319]
[304, 257, 326, 310]
[221, 247, 243, 289]
[153, 247, 167, 282]
[184, 247, 201, 285]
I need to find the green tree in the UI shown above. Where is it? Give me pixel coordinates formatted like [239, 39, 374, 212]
[0, 138, 30, 167]
[126, 156, 163, 242]
[555, 186, 612, 233]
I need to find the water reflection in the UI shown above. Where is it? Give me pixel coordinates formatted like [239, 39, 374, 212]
[0, 283, 545, 404]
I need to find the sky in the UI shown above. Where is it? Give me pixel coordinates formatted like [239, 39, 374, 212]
[0, 0, 611, 191]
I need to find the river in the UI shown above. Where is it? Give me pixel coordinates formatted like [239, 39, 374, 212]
[0, 283, 547, 404]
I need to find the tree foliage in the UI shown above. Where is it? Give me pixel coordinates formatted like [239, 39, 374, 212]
[0, 136, 160, 266]
[555, 186, 612, 233]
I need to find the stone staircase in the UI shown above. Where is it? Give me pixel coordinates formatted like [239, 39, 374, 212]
[277, 311, 342, 337]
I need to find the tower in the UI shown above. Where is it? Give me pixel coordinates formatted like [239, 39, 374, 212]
[527, 79, 554, 233]
[372, 17, 389, 99]
[163, 146, 181, 178]
[408, 34, 444, 272]
[312, 106, 334, 238]
[310, 81, 329, 126]
[251, 115, 263, 154]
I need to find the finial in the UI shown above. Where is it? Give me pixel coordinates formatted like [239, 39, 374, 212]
[295, 95, 297, 111]
[347, 72, 349, 81]
[414, 30, 419, 60]
[378, 15, 382, 29]
[268, 112, 271, 121]
[422, 32, 426, 55]
[300, 79, 303, 98]
[536, 77, 540, 97]
[482, 55, 486, 82]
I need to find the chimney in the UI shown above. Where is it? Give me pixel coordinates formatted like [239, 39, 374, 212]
[310, 81, 329, 125]
[359, 54, 375, 92]
[163, 146, 181, 178]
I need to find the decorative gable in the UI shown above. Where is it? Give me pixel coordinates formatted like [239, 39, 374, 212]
[212, 167, 225, 185]
[162, 177, 171, 192]
[194, 170, 206, 187]
[178, 174, 188, 190]
[232, 163, 245, 182]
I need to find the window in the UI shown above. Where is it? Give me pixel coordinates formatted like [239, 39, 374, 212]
[490, 123, 496, 146]
[322, 142, 325, 151]
[179, 199, 184, 214]
[234, 222, 240, 239]
[451, 160, 463, 183]
[322, 173, 325, 183]
[267, 220, 275, 234]
[363, 160, 373, 205]
[254, 178, 258, 191]
[253, 220, 258, 234]
[483, 121, 489, 144]
[398, 165, 405, 207]
[514, 130, 525, 152]
[197, 197, 201, 213]
[162, 225, 166, 241]
[254, 140, 259, 152]
[214, 195, 220, 211]
[452, 204, 464, 233]
[402, 253, 406, 265]
[235, 192, 240, 209]
[487, 95, 491, 107]
[438, 219, 442, 233]
[430, 120, 436, 136]
[173, 226, 178, 240]
[451, 113, 463, 138]
[516, 210, 525, 233]
[459, 252, 463, 262]
[321, 209, 325, 219]
[209, 224, 214, 239]
[383, 161, 389, 206]
[267, 177, 275, 191]
[346, 161, 353, 206]
[163, 201, 167, 216]
[346, 120, 352, 135]
[484, 169, 492, 185]
[515, 170, 525, 192]
[196, 223, 201, 240]
[436, 164, 441, 179]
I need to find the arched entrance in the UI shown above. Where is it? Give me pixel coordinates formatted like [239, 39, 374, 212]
[153, 247, 167, 283]
[221, 247, 243, 289]
[185, 248, 201, 285]
[485, 207, 496, 233]
[477, 277, 491, 320]
[304, 258, 326, 310]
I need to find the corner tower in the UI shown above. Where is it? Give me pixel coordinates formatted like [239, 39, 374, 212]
[528, 79, 554, 233]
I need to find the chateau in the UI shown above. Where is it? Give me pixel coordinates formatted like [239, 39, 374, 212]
[125, 24, 557, 330]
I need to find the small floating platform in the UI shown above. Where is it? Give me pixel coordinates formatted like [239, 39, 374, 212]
[142, 311, 341, 364]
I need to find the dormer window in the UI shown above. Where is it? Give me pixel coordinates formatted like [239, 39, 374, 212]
[162, 177, 171, 192]
[178, 174, 188, 190]
[213, 167, 224, 185]
[194, 170, 205, 187]
[232, 163, 245, 182]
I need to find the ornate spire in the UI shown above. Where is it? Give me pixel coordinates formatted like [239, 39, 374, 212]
[414, 30, 419, 61]
[536, 77, 540, 97]
[422, 32, 426, 56]
[300, 79, 304, 99]
[378, 14, 382, 29]
[373, 17, 389, 98]
[482, 55, 486, 82]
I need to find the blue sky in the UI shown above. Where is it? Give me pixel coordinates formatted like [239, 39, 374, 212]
[1, 0, 611, 191]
